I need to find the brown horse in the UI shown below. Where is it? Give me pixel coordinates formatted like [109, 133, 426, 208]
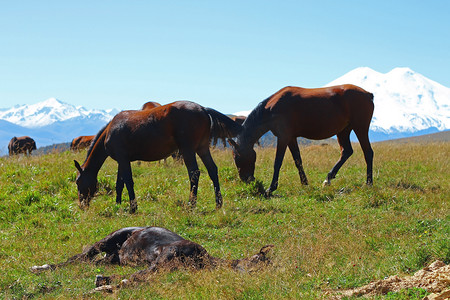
[231, 115, 247, 125]
[74, 101, 241, 212]
[31, 226, 273, 288]
[229, 85, 374, 196]
[8, 136, 37, 156]
[70, 135, 95, 151]
[141, 101, 162, 110]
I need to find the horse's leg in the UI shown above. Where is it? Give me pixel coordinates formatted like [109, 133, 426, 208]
[324, 126, 353, 186]
[115, 168, 124, 204]
[118, 161, 137, 213]
[180, 149, 200, 207]
[266, 138, 288, 197]
[353, 127, 374, 185]
[198, 149, 223, 209]
[288, 139, 308, 185]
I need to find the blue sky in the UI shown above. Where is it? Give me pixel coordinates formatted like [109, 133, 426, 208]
[1, 1, 449, 114]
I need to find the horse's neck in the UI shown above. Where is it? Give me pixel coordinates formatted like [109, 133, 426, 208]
[83, 137, 108, 175]
[238, 117, 271, 148]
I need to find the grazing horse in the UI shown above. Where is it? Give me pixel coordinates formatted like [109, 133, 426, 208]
[31, 226, 273, 287]
[229, 85, 374, 196]
[141, 101, 162, 110]
[70, 135, 95, 151]
[74, 101, 242, 212]
[8, 136, 37, 156]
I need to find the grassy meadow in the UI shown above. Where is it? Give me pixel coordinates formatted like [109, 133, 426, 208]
[0, 141, 448, 299]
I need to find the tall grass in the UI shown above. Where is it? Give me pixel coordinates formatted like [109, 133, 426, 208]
[0, 142, 448, 299]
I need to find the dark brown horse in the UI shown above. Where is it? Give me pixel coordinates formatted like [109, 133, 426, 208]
[74, 101, 241, 212]
[8, 136, 37, 156]
[141, 101, 162, 110]
[31, 226, 273, 288]
[70, 135, 95, 151]
[229, 85, 374, 196]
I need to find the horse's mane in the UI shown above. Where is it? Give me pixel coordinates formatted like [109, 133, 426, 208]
[240, 96, 271, 137]
[84, 123, 108, 165]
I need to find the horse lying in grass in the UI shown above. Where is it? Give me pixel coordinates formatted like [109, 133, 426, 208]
[74, 101, 242, 213]
[229, 85, 374, 196]
[31, 226, 274, 288]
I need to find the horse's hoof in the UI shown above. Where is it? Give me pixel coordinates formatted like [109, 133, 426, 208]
[264, 189, 272, 198]
[322, 179, 331, 187]
[129, 204, 137, 214]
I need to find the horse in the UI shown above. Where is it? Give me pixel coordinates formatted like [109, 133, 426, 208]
[31, 226, 273, 289]
[141, 101, 162, 110]
[74, 101, 242, 213]
[70, 135, 95, 151]
[8, 136, 37, 156]
[231, 115, 247, 125]
[228, 85, 374, 196]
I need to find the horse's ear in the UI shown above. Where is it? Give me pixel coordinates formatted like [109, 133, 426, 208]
[259, 244, 274, 255]
[228, 139, 238, 150]
[74, 160, 83, 173]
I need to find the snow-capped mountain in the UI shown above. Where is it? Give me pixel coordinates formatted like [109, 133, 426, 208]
[325, 67, 450, 135]
[0, 99, 119, 155]
[0, 98, 117, 128]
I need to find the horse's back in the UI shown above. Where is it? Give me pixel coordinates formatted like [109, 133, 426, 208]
[264, 85, 373, 139]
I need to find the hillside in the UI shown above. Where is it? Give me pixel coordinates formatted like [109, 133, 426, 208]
[376, 130, 450, 144]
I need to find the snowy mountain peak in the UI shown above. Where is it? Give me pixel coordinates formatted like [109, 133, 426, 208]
[0, 98, 117, 128]
[325, 67, 450, 133]
[41, 97, 64, 107]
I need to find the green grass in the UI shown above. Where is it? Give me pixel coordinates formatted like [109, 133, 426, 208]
[0, 142, 449, 299]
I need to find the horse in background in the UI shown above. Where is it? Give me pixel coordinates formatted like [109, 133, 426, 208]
[70, 135, 95, 151]
[74, 101, 242, 213]
[229, 84, 374, 196]
[141, 101, 162, 110]
[31, 226, 273, 289]
[231, 115, 247, 125]
[8, 136, 37, 156]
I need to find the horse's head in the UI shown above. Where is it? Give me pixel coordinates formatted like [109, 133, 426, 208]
[232, 244, 274, 272]
[74, 160, 97, 209]
[228, 139, 256, 183]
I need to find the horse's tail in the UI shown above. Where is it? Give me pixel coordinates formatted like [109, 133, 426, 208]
[204, 107, 243, 146]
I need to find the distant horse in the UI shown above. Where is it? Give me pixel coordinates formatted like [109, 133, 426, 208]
[74, 101, 242, 212]
[231, 115, 247, 125]
[70, 135, 95, 151]
[31, 226, 273, 288]
[8, 136, 37, 156]
[229, 85, 374, 196]
[141, 101, 162, 110]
